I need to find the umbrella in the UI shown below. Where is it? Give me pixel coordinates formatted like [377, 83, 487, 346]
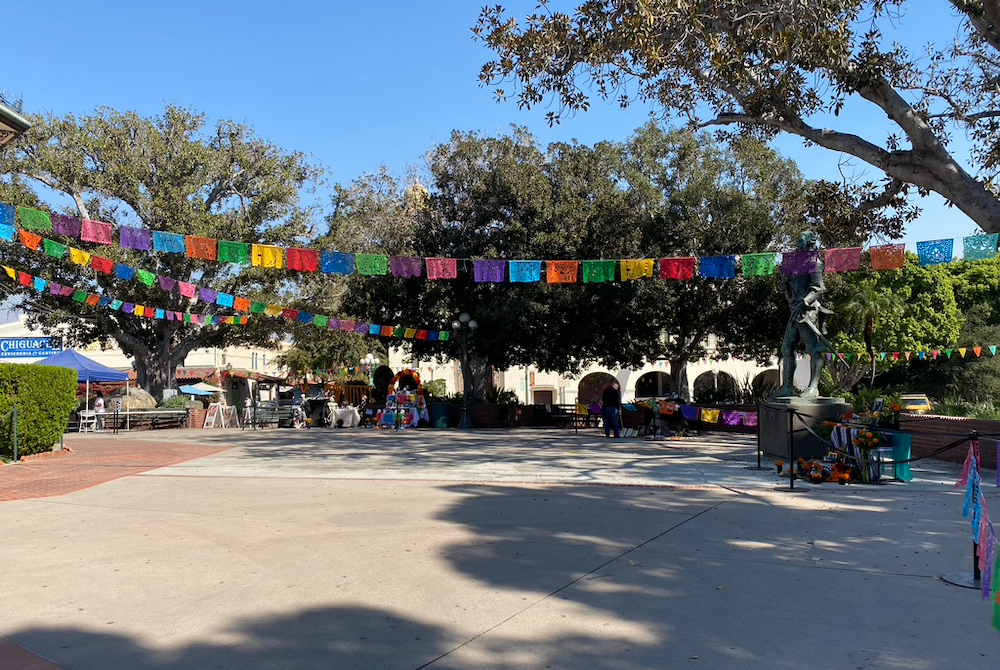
[179, 384, 212, 396]
[193, 381, 224, 394]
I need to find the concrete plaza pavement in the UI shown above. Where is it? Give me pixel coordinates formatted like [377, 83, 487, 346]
[1, 427, 998, 669]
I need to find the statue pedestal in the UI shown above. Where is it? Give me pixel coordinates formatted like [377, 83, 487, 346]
[759, 398, 851, 460]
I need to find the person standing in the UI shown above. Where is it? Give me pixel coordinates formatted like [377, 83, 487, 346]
[94, 392, 106, 433]
[601, 382, 622, 439]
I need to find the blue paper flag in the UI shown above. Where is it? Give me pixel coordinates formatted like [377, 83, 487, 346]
[916, 238, 954, 266]
[699, 256, 737, 279]
[321, 251, 355, 275]
[115, 264, 137, 281]
[152, 231, 186, 254]
[509, 260, 542, 283]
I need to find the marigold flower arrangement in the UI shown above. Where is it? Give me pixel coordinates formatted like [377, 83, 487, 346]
[852, 429, 883, 451]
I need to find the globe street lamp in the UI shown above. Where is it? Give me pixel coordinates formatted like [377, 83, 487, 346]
[360, 353, 381, 387]
[450, 312, 478, 429]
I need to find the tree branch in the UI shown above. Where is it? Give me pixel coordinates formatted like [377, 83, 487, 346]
[858, 178, 905, 214]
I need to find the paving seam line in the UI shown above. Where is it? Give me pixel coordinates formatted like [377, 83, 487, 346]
[411, 494, 738, 670]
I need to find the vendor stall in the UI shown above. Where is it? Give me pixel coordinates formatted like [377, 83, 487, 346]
[378, 369, 430, 429]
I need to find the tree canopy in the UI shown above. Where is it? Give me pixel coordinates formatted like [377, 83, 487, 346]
[0, 106, 319, 397]
[333, 124, 808, 399]
[475, 1, 1000, 234]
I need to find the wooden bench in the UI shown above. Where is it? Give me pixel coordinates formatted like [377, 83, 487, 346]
[252, 406, 296, 428]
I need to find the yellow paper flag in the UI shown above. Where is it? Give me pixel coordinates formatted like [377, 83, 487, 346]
[2, 266, 14, 280]
[69, 247, 92, 267]
[701, 408, 721, 423]
[959, 348, 967, 358]
[252, 244, 284, 269]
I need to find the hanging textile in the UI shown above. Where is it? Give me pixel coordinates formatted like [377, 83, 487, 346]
[91, 257, 114, 275]
[85, 294, 101, 307]
[741, 253, 777, 277]
[49, 283, 62, 295]
[264, 305, 282, 317]
[199, 287, 218, 303]
[314, 315, 329, 328]
[355, 253, 389, 276]
[281, 308, 299, 321]
[740, 411, 758, 426]
[119, 226, 152, 252]
[509, 260, 542, 283]
[620, 259, 655, 281]
[389, 255, 423, 278]
[321, 251, 355, 275]
[216, 293, 235, 308]
[296, 312, 314, 324]
[71, 289, 87, 302]
[869, 243, 905, 271]
[250, 302, 267, 314]
[0, 224, 13, 242]
[32, 277, 46, 292]
[19, 230, 42, 250]
[185, 235, 218, 261]
[546, 260, 579, 284]
[153, 231, 186, 254]
[701, 408, 721, 423]
[136, 270, 156, 287]
[722, 411, 742, 426]
[43, 239, 67, 259]
[781, 250, 820, 275]
[251, 244, 284, 269]
[158, 276, 177, 292]
[474, 260, 506, 283]
[582, 260, 616, 283]
[81, 220, 113, 245]
[825, 247, 862, 274]
[916, 238, 954, 266]
[15, 272, 30, 287]
[17, 207, 52, 232]
[234, 297, 251, 312]
[69, 247, 91, 267]
[52, 214, 82, 239]
[659, 257, 696, 280]
[964, 234, 999, 262]
[680, 405, 701, 421]
[700, 256, 737, 279]
[287, 248, 320, 273]
[218, 240, 251, 265]
[0, 204, 13, 228]
[426, 257, 458, 280]
[178, 282, 196, 299]
[115, 264, 136, 281]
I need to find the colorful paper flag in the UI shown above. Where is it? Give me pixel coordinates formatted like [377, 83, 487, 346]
[287, 248, 321, 273]
[81, 220, 113, 245]
[582, 260, 616, 283]
[509, 260, 542, 283]
[869, 244, 905, 271]
[659, 257, 696, 281]
[741, 253, 777, 277]
[425, 257, 457, 280]
[620, 259, 655, 281]
[475, 259, 507, 283]
[824, 247, 862, 273]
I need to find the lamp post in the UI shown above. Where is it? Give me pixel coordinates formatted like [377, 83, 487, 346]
[451, 312, 478, 429]
[360, 353, 381, 387]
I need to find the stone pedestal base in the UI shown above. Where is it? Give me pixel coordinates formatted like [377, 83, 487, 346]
[759, 398, 851, 460]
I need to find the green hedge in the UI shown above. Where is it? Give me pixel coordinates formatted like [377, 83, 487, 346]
[0, 363, 78, 457]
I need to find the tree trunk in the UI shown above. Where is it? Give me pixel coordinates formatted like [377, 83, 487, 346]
[668, 358, 690, 401]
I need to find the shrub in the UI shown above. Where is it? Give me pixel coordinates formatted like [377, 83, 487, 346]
[159, 394, 194, 409]
[0, 363, 78, 457]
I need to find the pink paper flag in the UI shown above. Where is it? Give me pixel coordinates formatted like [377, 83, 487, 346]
[178, 282, 196, 299]
[425, 258, 458, 280]
[825, 247, 862, 273]
[81, 219, 114, 245]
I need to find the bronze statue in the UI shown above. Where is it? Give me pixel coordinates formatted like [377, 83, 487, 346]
[774, 231, 833, 398]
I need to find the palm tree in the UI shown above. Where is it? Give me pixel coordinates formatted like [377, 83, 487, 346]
[839, 282, 904, 387]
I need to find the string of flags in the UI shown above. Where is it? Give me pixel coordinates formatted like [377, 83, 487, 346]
[823, 347, 1000, 363]
[3, 202, 999, 285]
[1, 263, 451, 341]
[623, 401, 759, 426]
[953, 441, 1000, 632]
[1, 266, 249, 327]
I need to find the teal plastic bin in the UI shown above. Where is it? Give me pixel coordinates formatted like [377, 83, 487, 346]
[431, 402, 450, 429]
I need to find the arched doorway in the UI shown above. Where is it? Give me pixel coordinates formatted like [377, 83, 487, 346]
[577, 372, 616, 405]
[752, 370, 779, 400]
[635, 371, 673, 398]
[693, 371, 738, 403]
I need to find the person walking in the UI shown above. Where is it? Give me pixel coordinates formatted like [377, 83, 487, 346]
[601, 382, 622, 438]
[94, 392, 106, 433]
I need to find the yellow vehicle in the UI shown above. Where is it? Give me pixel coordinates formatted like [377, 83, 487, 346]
[900, 394, 933, 413]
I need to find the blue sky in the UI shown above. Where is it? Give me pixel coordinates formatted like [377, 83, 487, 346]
[2, 1, 982, 248]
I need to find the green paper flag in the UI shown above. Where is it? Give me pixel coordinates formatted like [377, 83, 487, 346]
[845, 353, 853, 362]
[355, 253, 389, 276]
[43, 238, 67, 258]
[946, 349, 953, 359]
[17, 207, 52, 232]
[71, 290, 87, 303]
[137, 269, 156, 287]
[313, 315, 329, 328]
[991, 346, 997, 356]
[394, 326, 405, 338]
[741, 253, 778, 278]
[184, 313, 192, 323]
[583, 260, 616, 283]
[218, 240, 252, 265]
[879, 352, 887, 361]
[250, 302, 267, 314]
[438, 331, 450, 341]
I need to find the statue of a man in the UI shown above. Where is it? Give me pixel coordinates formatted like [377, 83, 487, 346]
[774, 231, 832, 398]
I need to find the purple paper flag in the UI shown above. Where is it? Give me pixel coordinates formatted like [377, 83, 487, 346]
[122, 303, 135, 314]
[740, 411, 758, 427]
[781, 250, 821, 275]
[474, 260, 505, 283]
[120, 226, 153, 251]
[328, 318, 341, 330]
[722, 411, 741, 426]
[52, 214, 82, 239]
[199, 287, 217, 303]
[158, 276, 177, 292]
[355, 322, 368, 335]
[389, 256, 423, 278]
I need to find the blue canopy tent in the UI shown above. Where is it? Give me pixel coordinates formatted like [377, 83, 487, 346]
[179, 384, 212, 397]
[34, 349, 130, 411]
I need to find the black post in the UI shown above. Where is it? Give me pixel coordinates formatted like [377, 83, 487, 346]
[459, 330, 472, 429]
[252, 391, 258, 431]
[788, 408, 796, 491]
[975, 541, 982, 582]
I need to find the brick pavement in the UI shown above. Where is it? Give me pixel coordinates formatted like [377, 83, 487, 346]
[0, 432, 231, 503]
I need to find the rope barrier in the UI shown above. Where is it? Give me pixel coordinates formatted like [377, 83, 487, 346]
[784, 405, 999, 443]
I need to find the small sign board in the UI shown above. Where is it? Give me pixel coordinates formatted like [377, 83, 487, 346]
[0, 336, 63, 358]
